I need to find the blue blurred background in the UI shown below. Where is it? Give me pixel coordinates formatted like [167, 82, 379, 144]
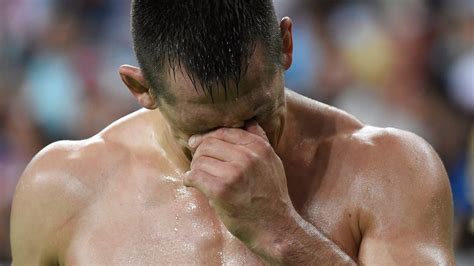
[0, 0, 472, 263]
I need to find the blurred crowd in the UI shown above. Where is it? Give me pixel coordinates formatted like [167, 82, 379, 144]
[0, 0, 473, 262]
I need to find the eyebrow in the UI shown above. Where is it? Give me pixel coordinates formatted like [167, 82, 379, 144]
[189, 85, 254, 104]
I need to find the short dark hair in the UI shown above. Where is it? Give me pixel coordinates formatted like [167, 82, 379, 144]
[131, 0, 282, 100]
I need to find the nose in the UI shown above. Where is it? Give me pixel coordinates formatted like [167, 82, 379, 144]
[224, 119, 245, 129]
[220, 114, 250, 129]
[219, 108, 255, 129]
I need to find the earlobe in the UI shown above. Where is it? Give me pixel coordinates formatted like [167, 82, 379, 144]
[119, 65, 158, 109]
[136, 93, 159, 109]
[280, 17, 293, 70]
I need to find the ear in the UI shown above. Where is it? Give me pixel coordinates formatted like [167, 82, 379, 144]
[119, 65, 158, 109]
[280, 17, 293, 70]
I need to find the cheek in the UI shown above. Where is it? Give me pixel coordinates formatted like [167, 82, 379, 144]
[257, 113, 279, 135]
[172, 111, 216, 135]
[259, 103, 285, 134]
[159, 104, 193, 132]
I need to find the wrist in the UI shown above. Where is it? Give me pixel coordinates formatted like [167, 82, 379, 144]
[248, 207, 301, 264]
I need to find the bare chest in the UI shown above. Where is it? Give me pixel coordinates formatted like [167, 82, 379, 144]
[59, 150, 360, 265]
[61, 177, 264, 265]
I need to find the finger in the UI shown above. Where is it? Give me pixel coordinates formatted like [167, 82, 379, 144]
[183, 169, 218, 194]
[244, 120, 269, 143]
[192, 137, 248, 162]
[191, 155, 236, 177]
[183, 170, 226, 200]
[189, 127, 257, 148]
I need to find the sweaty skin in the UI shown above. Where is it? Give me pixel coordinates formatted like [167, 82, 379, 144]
[10, 91, 454, 265]
[11, 18, 454, 265]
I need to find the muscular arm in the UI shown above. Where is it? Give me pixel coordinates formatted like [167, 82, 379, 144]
[357, 129, 455, 264]
[185, 124, 357, 265]
[10, 144, 63, 265]
[250, 129, 454, 265]
[250, 210, 357, 265]
[10, 141, 90, 265]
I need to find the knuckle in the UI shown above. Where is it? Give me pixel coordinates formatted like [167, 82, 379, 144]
[226, 174, 239, 186]
[217, 127, 243, 139]
[241, 133, 254, 143]
[213, 182, 230, 199]
[262, 140, 272, 149]
[258, 141, 273, 158]
[195, 138, 218, 155]
[227, 165, 244, 182]
[183, 171, 197, 185]
[192, 157, 205, 169]
[201, 137, 217, 147]
[238, 129, 249, 138]
[240, 151, 256, 167]
[190, 169, 205, 179]
[215, 128, 228, 138]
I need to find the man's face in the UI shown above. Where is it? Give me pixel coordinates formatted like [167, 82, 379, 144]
[158, 46, 286, 148]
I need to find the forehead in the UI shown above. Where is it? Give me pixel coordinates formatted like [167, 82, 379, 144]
[160, 44, 276, 105]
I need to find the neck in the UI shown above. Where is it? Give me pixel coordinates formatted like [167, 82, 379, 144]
[166, 125, 193, 164]
[151, 111, 191, 172]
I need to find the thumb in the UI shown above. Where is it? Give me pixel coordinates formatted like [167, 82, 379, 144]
[245, 120, 269, 143]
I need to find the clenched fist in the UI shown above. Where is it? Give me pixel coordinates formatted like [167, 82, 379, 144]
[184, 120, 294, 248]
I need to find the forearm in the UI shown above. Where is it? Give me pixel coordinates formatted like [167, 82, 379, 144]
[249, 210, 357, 265]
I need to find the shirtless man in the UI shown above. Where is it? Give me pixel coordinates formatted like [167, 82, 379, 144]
[10, 0, 454, 265]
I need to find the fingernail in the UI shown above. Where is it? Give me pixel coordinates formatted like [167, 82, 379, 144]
[183, 171, 191, 187]
[188, 136, 198, 148]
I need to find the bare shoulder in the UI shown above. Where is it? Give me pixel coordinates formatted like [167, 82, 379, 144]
[10, 109, 151, 264]
[13, 137, 112, 203]
[346, 126, 450, 191]
[287, 92, 453, 262]
[12, 109, 146, 213]
[289, 91, 449, 197]
[10, 138, 106, 264]
[340, 126, 455, 262]
[342, 126, 452, 210]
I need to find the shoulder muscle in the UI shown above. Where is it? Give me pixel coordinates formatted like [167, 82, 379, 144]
[10, 140, 97, 264]
[354, 127, 454, 264]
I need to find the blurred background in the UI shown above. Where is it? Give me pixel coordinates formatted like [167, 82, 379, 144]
[0, 0, 472, 263]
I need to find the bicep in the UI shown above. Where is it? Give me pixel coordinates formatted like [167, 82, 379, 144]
[10, 145, 69, 265]
[358, 133, 455, 264]
[10, 171, 55, 265]
[359, 235, 453, 265]
[358, 192, 455, 265]
[11, 141, 92, 265]
[358, 181, 454, 264]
